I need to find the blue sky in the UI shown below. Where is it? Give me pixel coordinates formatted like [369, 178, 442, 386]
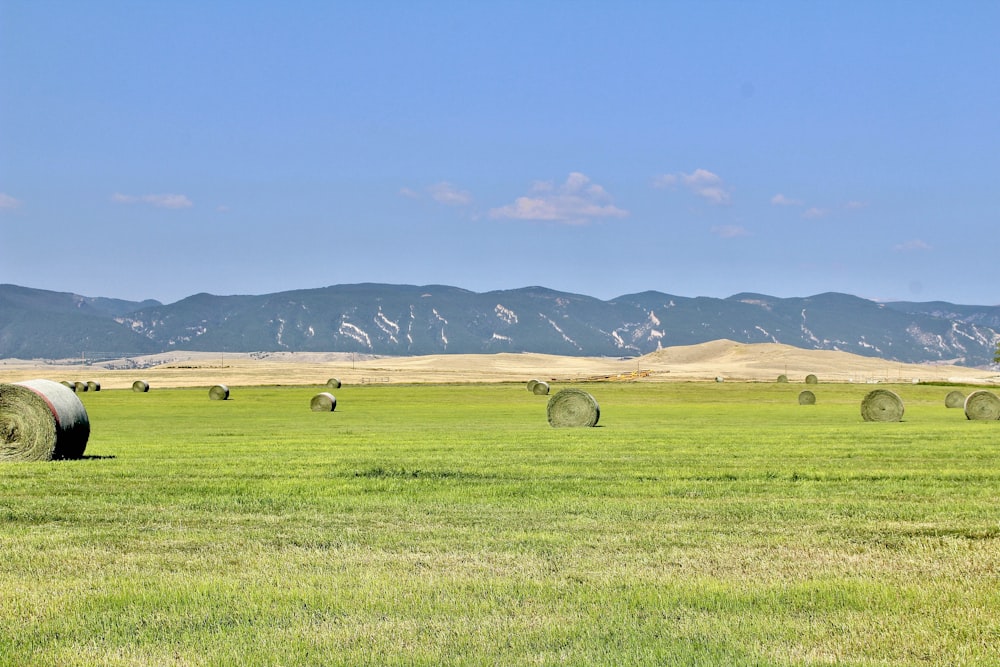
[2, 1, 998, 305]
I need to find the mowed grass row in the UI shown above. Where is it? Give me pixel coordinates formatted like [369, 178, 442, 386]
[1, 381, 998, 666]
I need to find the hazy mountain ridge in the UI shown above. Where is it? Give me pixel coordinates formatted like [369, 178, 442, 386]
[1, 283, 998, 367]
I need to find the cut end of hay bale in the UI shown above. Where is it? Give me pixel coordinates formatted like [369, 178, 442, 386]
[531, 381, 550, 395]
[546, 389, 600, 428]
[944, 390, 965, 409]
[74, 381, 88, 393]
[526, 379, 539, 392]
[310, 392, 337, 412]
[87, 381, 101, 392]
[777, 374, 788, 383]
[861, 389, 904, 422]
[964, 390, 1000, 420]
[326, 378, 342, 389]
[798, 390, 816, 405]
[209, 384, 230, 400]
[132, 380, 150, 393]
[805, 374, 818, 385]
[1, 379, 90, 462]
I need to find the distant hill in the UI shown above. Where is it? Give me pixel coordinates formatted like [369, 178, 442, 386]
[1, 283, 998, 367]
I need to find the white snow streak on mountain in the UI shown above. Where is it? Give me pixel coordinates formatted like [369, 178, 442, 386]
[495, 304, 518, 325]
[432, 309, 448, 346]
[542, 315, 581, 350]
[339, 321, 372, 349]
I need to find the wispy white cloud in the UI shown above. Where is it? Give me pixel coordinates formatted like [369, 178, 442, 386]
[771, 193, 802, 206]
[398, 182, 473, 206]
[894, 239, 932, 252]
[683, 169, 731, 205]
[711, 224, 750, 238]
[0, 193, 21, 210]
[844, 200, 868, 210]
[489, 172, 628, 224]
[112, 193, 193, 209]
[427, 181, 472, 206]
[802, 207, 829, 219]
[651, 174, 678, 189]
[653, 169, 731, 205]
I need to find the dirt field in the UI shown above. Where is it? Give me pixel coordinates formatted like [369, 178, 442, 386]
[1, 340, 996, 389]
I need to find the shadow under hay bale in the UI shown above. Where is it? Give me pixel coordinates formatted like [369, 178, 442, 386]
[945, 390, 965, 409]
[531, 381, 550, 395]
[132, 380, 150, 393]
[861, 389, 904, 422]
[805, 374, 818, 385]
[547, 389, 600, 428]
[87, 381, 101, 392]
[1, 379, 90, 462]
[209, 384, 230, 401]
[798, 390, 816, 405]
[310, 392, 337, 412]
[326, 378, 342, 389]
[964, 390, 1000, 420]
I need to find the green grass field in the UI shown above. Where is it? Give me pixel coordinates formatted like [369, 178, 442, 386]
[2, 381, 998, 666]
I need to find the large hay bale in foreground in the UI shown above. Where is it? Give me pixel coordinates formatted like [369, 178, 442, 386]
[861, 389, 904, 422]
[310, 392, 337, 412]
[944, 390, 965, 409]
[326, 378, 342, 389]
[805, 374, 818, 385]
[964, 390, 1000, 420]
[547, 389, 600, 428]
[87, 381, 101, 392]
[531, 381, 550, 395]
[798, 390, 816, 405]
[0, 379, 90, 462]
[209, 384, 230, 401]
[132, 380, 150, 393]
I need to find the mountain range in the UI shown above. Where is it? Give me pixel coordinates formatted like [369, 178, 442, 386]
[1, 283, 998, 367]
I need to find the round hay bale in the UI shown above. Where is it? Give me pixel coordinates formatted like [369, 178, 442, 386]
[861, 389, 904, 422]
[546, 389, 600, 428]
[74, 381, 88, 393]
[715, 376, 724, 383]
[209, 384, 230, 401]
[964, 390, 1000, 421]
[805, 374, 818, 385]
[87, 381, 101, 392]
[61, 381, 75, 390]
[326, 378, 342, 389]
[798, 390, 816, 405]
[944, 390, 965, 409]
[777, 374, 788, 383]
[310, 392, 337, 412]
[526, 379, 540, 392]
[531, 381, 550, 396]
[0, 379, 90, 462]
[132, 380, 150, 393]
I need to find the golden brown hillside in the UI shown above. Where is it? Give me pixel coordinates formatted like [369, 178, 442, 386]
[1, 340, 996, 389]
